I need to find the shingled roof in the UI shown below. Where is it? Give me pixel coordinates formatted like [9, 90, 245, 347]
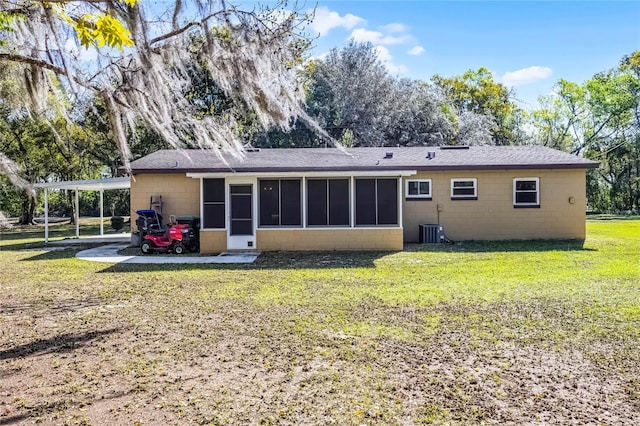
[128, 146, 599, 174]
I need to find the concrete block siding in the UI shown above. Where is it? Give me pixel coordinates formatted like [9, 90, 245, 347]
[402, 169, 587, 242]
[130, 168, 587, 253]
[257, 228, 403, 251]
[200, 230, 227, 253]
[130, 174, 199, 220]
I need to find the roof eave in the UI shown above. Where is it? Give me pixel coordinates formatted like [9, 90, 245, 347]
[415, 163, 600, 171]
[130, 162, 599, 174]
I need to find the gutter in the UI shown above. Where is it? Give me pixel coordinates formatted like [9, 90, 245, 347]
[126, 162, 600, 175]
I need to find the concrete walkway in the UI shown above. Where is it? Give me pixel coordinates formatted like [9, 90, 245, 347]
[76, 243, 259, 264]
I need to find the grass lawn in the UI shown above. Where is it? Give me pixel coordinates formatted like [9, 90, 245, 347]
[0, 220, 639, 425]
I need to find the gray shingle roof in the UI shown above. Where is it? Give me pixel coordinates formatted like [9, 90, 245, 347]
[128, 146, 599, 174]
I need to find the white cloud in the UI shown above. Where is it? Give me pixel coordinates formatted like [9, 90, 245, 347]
[350, 28, 411, 45]
[374, 46, 408, 75]
[501, 66, 553, 87]
[381, 23, 409, 33]
[309, 6, 365, 37]
[407, 46, 425, 56]
[350, 28, 383, 43]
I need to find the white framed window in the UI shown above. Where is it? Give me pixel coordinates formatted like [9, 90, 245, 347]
[451, 178, 477, 199]
[513, 178, 540, 207]
[405, 179, 432, 199]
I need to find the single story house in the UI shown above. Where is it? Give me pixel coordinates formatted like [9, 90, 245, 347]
[127, 146, 599, 252]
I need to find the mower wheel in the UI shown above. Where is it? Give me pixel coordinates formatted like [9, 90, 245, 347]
[188, 242, 199, 253]
[141, 241, 153, 254]
[173, 243, 186, 255]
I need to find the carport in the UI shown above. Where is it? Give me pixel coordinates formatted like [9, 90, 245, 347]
[34, 177, 131, 243]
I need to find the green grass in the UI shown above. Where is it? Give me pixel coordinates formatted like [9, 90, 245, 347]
[0, 217, 130, 249]
[0, 219, 639, 424]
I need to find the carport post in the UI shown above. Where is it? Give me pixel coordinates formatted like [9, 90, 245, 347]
[75, 189, 79, 239]
[44, 188, 49, 243]
[99, 189, 104, 235]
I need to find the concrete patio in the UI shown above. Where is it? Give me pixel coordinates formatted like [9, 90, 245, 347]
[76, 243, 259, 264]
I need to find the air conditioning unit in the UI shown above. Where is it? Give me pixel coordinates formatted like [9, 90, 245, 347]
[419, 224, 444, 243]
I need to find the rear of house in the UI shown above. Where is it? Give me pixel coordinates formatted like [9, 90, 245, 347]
[128, 146, 598, 253]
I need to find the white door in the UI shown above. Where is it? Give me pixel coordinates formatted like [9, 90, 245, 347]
[227, 182, 256, 250]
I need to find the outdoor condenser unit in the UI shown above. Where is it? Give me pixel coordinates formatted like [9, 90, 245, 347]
[419, 224, 444, 244]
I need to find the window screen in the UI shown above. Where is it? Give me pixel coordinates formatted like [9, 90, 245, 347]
[259, 180, 279, 226]
[203, 178, 225, 228]
[356, 178, 398, 226]
[355, 179, 377, 225]
[307, 179, 328, 225]
[328, 179, 350, 226]
[259, 179, 301, 227]
[377, 179, 398, 225]
[406, 179, 431, 198]
[451, 179, 477, 199]
[514, 178, 540, 206]
[307, 179, 349, 226]
[280, 180, 302, 226]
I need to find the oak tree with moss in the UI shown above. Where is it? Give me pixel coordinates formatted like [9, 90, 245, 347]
[0, 0, 318, 189]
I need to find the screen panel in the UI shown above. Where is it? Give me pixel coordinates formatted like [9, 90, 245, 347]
[203, 178, 225, 202]
[259, 180, 280, 226]
[355, 179, 376, 225]
[203, 204, 225, 228]
[231, 219, 252, 235]
[377, 178, 398, 225]
[307, 179, 328, 226]
[203, 178, 225, 228]
[280, 179, 302, 226]
[329, 179, 350, 226]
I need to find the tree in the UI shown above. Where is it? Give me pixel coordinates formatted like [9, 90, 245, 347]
[381, 79, 455, 146]
[306, 41, 393, 145]
[0, 59, 124, 223]
[284, 41, 456, 148]
[454, 111, 496, 146]
[532, 51, 640, 212]
[0, 114, 56, 224]
[0, 0, 317, 189]
[432, 68, 528, 145]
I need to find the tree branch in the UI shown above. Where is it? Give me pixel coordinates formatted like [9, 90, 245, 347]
[0, 53, 66, 75]
[0, 53, 97, 90]
[148, 10, 232, 46]
[149, 20, 203, 45]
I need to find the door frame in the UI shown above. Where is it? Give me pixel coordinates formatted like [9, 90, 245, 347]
[226, 177, 257, 250]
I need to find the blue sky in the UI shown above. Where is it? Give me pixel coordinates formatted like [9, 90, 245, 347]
[290, 0, 640, 110]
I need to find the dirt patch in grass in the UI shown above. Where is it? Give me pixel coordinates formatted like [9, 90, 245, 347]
[1, 295, 638, 425]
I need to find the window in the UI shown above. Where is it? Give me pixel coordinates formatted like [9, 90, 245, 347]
[203, 178, 225, 228]
[307, 179, 350, 226]
[451, 179, 477, 200]
[259, 179, 301, 227]
[514, 178, 540, 207]
[355, 178, 398, 226]
[405, 179, 432, 199]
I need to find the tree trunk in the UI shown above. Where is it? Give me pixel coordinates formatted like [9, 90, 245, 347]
[18, 192, 36, 225]
[67, 190, 75, 225]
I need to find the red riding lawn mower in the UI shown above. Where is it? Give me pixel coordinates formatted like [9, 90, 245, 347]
[136, 210, 200, 255]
